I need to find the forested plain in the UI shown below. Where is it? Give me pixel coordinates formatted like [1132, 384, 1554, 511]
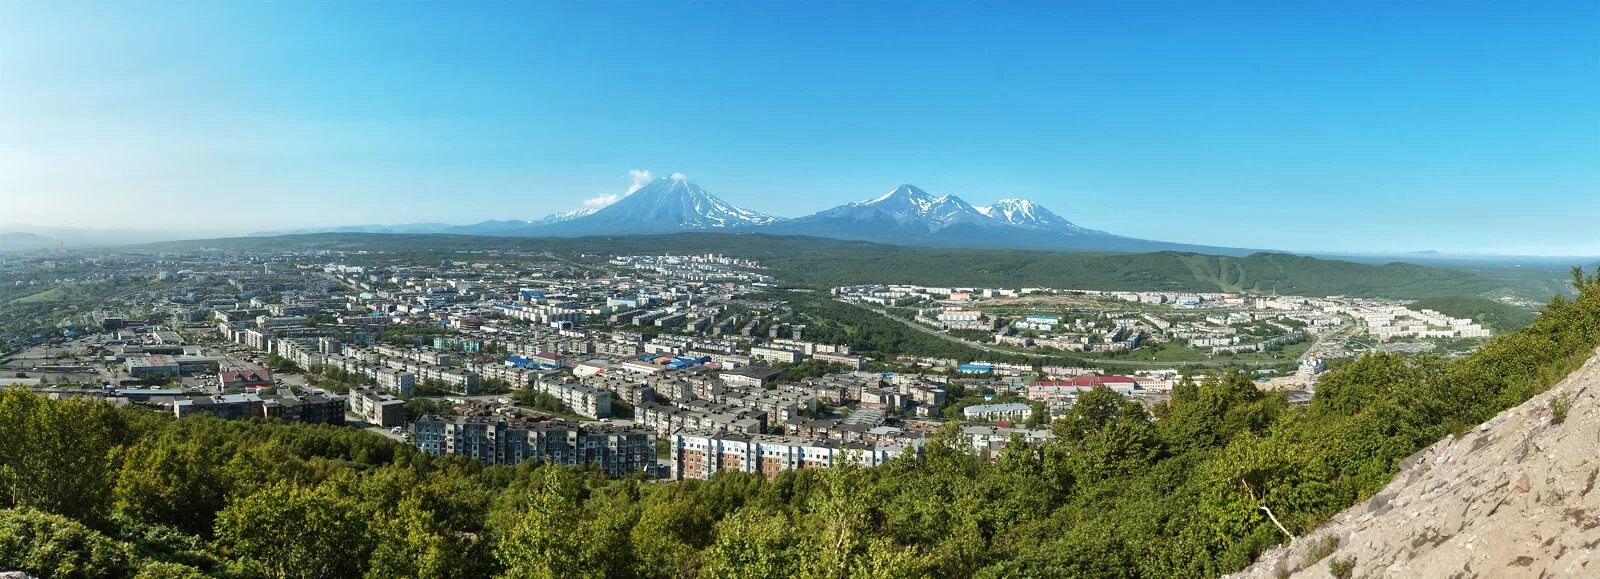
[4, 268, 1599, 578]
[146, 232, 1535, 299]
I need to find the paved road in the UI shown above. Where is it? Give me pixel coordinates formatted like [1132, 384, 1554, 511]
[1299, 321, 1358, 363]
[362, 424, 408, 443]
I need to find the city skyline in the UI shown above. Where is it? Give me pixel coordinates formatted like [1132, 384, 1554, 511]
[3, 1, 1597, 255]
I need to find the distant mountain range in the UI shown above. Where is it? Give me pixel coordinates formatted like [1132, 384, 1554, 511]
[0, 232, 57, 252]
[251, 176, 1248, 254]
[752, 183, 1219, 253]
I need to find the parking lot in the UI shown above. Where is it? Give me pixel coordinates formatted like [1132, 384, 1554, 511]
[0, 328, 307, 394]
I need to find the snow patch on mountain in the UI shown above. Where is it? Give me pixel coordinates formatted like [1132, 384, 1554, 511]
[976, 198, 1091, 233]
[539, 176, 776, 234]
[527, 207, 598, 225]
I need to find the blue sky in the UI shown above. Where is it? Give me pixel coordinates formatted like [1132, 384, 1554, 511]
[3, 1, 1597, 255]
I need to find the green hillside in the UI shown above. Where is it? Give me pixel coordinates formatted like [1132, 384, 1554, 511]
[1407, 295, 1538, 332]
[150, 232, 1526, 299]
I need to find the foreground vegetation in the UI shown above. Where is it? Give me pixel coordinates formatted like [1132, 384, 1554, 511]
[4, 270, 1598, 578]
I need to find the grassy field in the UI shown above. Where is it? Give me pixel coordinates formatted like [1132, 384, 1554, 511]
[10, 287, 64, 304]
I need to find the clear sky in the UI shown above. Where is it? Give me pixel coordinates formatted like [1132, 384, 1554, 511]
[3, 1, 1597, 255]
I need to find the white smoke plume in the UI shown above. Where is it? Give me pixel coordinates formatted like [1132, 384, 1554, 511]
[582, 169, 653, 208]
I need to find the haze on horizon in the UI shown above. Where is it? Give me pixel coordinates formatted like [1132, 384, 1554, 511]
[2, 1, 1597, 256]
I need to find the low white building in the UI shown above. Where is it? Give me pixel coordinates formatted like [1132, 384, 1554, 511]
[962, 402, 1033, 422]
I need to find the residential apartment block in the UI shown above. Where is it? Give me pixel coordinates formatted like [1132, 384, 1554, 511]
[668, 430, 918, 480]
[410, 415, 654, 477]
[348, 386, 406, 428]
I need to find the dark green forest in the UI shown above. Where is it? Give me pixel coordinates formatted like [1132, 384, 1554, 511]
[146, 232, 1528, 299]
[4, 269, 1599, 578]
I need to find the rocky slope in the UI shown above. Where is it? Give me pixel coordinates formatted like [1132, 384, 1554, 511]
[1230, 348, 1600, 578]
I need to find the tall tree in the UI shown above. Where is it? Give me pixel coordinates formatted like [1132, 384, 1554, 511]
[494, 467, 603, 579]
[0, 389, 128, 524]
[212, 483, 370, 579]
[112, 433, 226, 536]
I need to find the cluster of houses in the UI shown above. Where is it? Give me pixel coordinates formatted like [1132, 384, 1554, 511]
[836, 284, 1496, 358]
[1357, 306, 1491, 340]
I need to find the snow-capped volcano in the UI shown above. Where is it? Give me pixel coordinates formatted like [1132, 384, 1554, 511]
[796, 184, 1001, 233]
[532, 176, 776, 235]
[976, 198, 1091, 233]
[761, 184, 1140, 249]
[856, 184, 940, 213]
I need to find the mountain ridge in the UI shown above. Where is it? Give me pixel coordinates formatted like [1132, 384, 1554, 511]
[248, 178, 1248, 254]
[0, 232, 56, 252]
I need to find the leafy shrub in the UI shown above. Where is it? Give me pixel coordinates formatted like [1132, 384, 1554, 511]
[0, 507, 138, 578]
[1299, 535, 1340, 570]
[1550, 391, 1570, 425]
[1329, 555, 1357, 579]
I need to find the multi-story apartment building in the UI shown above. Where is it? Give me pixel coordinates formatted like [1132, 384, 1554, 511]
[410, 415, 655, 477]
[348, 386, 406, 427]
[581, 373, 655, 406]
[812, 351, 866, 370]
[175, 392, 345, 425]
[531, 379, 612, 419]
[633, 401, 764, 436]
[749, 346, 801, 364]
[375, 344, 459, 367]
[721, 391, 812, 426]
[174, 393, 262, 420]
[261, 394, 346, 424]
[669, 430, 916, 480]
[962, 402, 1033, 422]
[376, 368, 416, 396]
[720, 365, 780, 389]
[477, 363, 535, 388]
